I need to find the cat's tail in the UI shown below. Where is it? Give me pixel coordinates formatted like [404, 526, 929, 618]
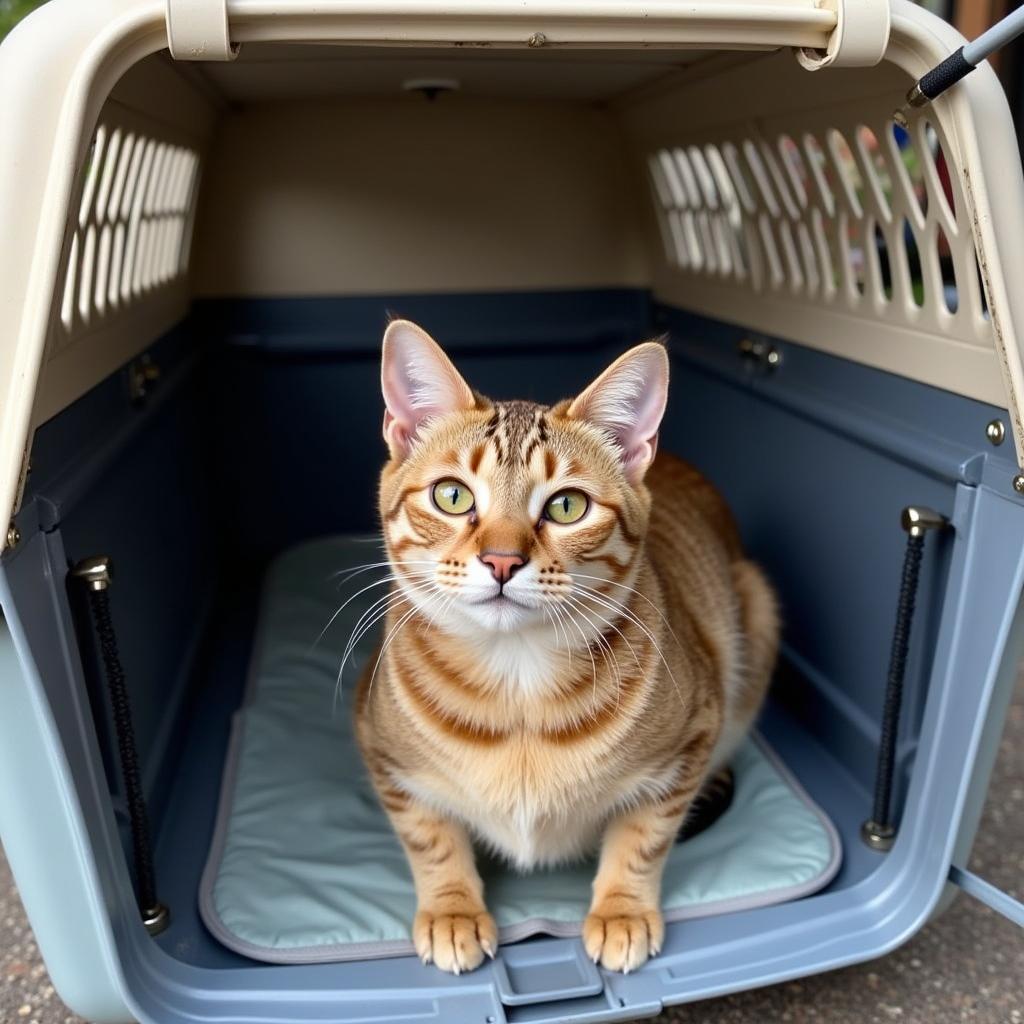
[676, 767, 734, 843]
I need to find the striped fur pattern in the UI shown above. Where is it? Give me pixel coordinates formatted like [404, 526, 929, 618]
[355, 321, 779, 974]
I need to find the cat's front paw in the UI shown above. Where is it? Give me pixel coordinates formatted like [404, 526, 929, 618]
[414, 907, 498, 974]
[582, 906, 664, 973]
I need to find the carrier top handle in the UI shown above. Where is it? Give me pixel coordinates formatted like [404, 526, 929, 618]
[72, 557, 170, 936]
[894, 5, 1024, 125]
[862, 507, 948, 852]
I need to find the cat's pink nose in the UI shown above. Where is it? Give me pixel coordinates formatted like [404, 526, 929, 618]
[479, 551, 527, 585]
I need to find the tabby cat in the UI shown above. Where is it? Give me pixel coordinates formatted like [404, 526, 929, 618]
[355, 320, 779, 974]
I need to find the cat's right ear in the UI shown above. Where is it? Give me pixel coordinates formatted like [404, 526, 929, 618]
[381, 320, 476, 458]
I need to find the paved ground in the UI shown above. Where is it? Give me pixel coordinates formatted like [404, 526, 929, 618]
[3, 679, 1021, 1024]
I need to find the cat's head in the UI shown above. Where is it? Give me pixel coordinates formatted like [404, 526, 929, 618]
[378, 320, 668, 635]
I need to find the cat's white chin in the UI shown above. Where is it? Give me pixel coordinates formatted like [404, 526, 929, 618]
[459, 593, 540, 633]
[398, 578, 542, 634]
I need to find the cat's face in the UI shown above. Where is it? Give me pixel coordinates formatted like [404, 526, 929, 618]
[377, 321, 668, 636]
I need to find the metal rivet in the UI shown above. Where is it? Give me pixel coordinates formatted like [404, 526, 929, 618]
[986, 420, 1006, 446]
[527, 31, 546, 47]
[765, 346, 782, 368]
[1014, 475, 1024, 495]
[6, 523, 20, 549]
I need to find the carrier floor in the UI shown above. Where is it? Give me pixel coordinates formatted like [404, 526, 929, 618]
[151, 578, 875, 973]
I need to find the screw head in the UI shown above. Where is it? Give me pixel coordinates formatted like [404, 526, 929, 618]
[986, 419, 1006, 446]
[5, 523, 20, 549]
[527, 31, 546, 47]
[1014, 475, 1024, 495]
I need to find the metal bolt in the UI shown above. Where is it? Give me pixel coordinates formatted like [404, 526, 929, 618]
[861, 819, 896, 852]
[71, 555, 113, 592]
[128, 355, 160, 403]
[143, 901, 171, 936]
[738, 338, 781, 370]
[1014, 474, 1024, 495]
[6, 523, 20, 549]
[986, 419, 1006, 446]
[901, 506, 948, 538]
[527, 31, 546, 47]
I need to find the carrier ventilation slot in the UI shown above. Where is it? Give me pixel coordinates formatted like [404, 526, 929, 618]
[56, 123, 200, 346]
[648, 115, 989, 343]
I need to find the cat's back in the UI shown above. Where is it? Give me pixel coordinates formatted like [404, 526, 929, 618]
[641, 451, 749, 740]
[645, 451, 742, 566]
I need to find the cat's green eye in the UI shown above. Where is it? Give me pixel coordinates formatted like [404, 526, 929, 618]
[545, 489, 589, 525]
[431, 479, 475, 516]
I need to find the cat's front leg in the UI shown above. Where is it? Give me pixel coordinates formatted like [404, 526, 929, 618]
[584, 786, 694, 973]
[379, 782, 497, 973]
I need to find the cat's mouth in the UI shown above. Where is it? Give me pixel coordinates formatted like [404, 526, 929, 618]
[474, 591, 527, 608]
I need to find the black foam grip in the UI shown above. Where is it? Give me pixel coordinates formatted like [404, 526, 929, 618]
[89, 588, 159, 913]
[919, 46, 974, 100]
[870, 533, 925, 829]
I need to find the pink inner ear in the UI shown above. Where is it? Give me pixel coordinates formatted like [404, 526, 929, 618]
[622, 363, 667, 455]
[382, 409, 412, 454]
[380, 320, 474, 455]
[621, 430, 660, 484]
[569, 342, 669, 484]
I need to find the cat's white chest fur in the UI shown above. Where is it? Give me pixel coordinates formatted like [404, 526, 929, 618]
[403, 758, 602, 868]
[462, 626, 567, 696]
[474, 800, 604, 868]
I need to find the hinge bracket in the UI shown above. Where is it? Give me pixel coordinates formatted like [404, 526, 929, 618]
[165, 0, 240, 62]
[795, 0, 890, 71]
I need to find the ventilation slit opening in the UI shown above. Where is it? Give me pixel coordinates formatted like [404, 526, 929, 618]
[937, 225, 957, 313]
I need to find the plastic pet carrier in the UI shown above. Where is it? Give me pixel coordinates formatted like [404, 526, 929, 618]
[1, 1, 1023, 1022]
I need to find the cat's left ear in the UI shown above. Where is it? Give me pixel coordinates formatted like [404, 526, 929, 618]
[567, 341, 669, 485]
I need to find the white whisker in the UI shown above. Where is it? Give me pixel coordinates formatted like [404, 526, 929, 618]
[545, 603, 574, 670]
[562, 596, 621, 708]
[566, 593, 643, 675]
[313, 570, 434, 650]
[573, 583, 687, 711]
[340, 577, 436, 668]
[570, 571, 684, 650]
[367, 593, 442, 697]
[564, 594, 626, 711]
[554, 600, 600, 700]
[329, 559, 436, 585]
[332, 591, 409, 714]
[331, 577, 439, 712]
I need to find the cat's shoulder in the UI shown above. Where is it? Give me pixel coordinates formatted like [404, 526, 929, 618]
[646, 450, 742, 559]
